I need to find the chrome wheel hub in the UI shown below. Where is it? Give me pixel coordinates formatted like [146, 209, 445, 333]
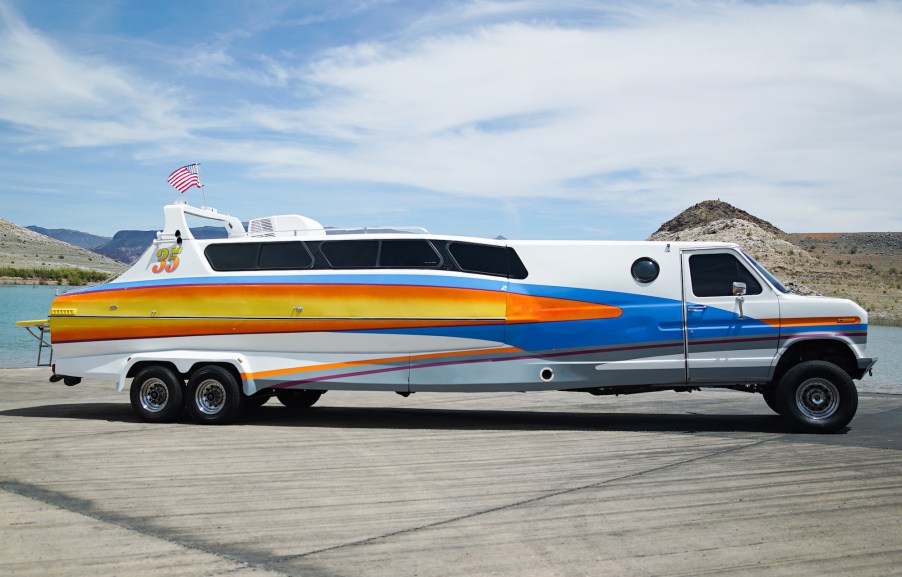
[796, 378, 840, 420]
[195, 380, 226, 415]
[139, 378, 169, 413]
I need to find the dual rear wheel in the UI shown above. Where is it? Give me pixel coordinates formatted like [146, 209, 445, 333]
[129, 364, 322, 425]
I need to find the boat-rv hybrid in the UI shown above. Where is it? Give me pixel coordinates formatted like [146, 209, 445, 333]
[21, 201, 876, 432]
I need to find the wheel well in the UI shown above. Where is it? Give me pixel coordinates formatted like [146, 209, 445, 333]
[773, 340, 857, 384]
[126, 361, 244, 387]
[126, 360, 182, 380]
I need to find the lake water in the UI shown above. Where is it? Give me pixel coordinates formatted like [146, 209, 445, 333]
[1, 284, 899, 393]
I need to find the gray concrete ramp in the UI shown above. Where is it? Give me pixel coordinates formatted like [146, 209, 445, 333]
[1, 368, 900, 576]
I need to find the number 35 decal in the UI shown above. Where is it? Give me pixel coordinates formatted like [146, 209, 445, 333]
[152, 246, 182, 273]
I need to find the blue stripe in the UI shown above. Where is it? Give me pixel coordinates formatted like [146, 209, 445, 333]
[72, 273, 508, 294]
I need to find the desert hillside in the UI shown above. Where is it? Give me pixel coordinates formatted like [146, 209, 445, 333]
[0, 216, 126, 281]
[649, 200, 901, 324]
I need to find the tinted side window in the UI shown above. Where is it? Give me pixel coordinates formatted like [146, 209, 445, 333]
[507, 248, 528, 280]
[205, 243, 259, 271]
[320, 240, 379, 268]
[448, 242, 528, 279]
[449, 242, 507, 276]
[258, 242, 313, 270]
[379, 240, 441, 268]
[689, 253, 762, 297]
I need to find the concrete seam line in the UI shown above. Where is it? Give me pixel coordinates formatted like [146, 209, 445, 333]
[279, 437, 776, 562]
[0, 478, 294, 577]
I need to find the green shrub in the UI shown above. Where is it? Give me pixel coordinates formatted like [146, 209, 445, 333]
[0, 267, 110, 285]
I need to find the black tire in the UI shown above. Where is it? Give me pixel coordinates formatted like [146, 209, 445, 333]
[762, 386, 781, 415]
[276, 389, 323, 409]
[186, 366, 244, 425]
[776, 360, 858, 434]
[130, 365, 184, 423]
[244, 394, 270, 408]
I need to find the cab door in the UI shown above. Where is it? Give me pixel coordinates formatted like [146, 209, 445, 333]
[681, 249, 780, 383]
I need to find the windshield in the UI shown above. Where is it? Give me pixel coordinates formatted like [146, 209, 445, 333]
[741, 250, 789, 293]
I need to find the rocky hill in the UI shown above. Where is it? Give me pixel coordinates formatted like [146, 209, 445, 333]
[649, 200, 901, 324]
[25, 226, 110, 250]
[93, 229, 160, 264]
[0, 217, 126, 280]
[653, 200, 784, 237]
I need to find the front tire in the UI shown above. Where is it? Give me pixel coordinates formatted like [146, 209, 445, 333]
[130, 365, 184, 423]
[186, 366, 243, 425]
[776, 360, 857, 433]
[762, 386, 781, 415]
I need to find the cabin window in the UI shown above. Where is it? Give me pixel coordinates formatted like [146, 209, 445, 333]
[379, 240, 441, 268]
[258, 242, 314, 270]
[205, 243, 259, 271]
[447, 242, 528, 279]
[631, 257, 660, 283]
[689, 253, 762, 297]
[320, 240, 379, 268]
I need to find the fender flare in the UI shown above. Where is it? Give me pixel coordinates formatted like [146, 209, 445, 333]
[118, 351, 256, 395]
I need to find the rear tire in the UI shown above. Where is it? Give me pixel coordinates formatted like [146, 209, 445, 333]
[276, 389, 323, 409]
[130, 365, 183, 423]
[776, 360, 857, 433]
[244, 394, 269, 408]
[186, 366, 243, 425]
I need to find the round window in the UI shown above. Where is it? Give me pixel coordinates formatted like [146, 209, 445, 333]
[631, 257, 660, 283]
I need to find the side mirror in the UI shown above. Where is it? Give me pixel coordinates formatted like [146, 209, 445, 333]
[733, 282, 747, 320]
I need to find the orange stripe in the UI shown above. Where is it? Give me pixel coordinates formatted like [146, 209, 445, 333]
[50, 317, 502, 343]
[506, 293, 622, 323]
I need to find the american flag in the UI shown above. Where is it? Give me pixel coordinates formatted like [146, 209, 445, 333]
[167, 164, 201, 193]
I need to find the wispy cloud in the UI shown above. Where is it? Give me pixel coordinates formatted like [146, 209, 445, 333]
[0, 1, 900, 234]
[230, 2, 902, 230]
[0, 3, 192, 148]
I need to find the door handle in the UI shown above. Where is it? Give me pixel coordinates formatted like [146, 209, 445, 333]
[686, 304, 707, 312]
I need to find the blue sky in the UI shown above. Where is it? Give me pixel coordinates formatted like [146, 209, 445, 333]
[0, 1, 900, 239]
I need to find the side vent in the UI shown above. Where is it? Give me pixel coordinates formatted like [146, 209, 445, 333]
[247, 214, 325, 237]
[248, 217, 275, 237]
[51, 308, 77, 316]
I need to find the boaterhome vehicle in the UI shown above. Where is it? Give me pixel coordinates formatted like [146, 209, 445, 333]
[31, 201, 876, 432]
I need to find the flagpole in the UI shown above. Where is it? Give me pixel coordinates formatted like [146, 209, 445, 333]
[196, 163, 207, 207]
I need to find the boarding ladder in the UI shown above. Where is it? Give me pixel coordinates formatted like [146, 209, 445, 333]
[15, 320, 52, 367]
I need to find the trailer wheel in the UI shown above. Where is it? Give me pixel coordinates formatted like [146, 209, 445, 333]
[130, 365, 184, 423]
[186, 366, 243, 425]
[762, 386, 781, 415]
[776, 360, 857, 433]
[276, 389, 322, 409]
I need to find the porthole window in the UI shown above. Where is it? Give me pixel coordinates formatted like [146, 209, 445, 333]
[631, 257, 660, 283]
